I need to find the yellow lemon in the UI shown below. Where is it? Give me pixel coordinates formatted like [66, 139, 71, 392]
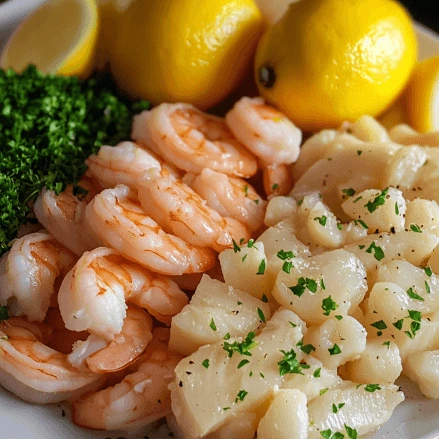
[404, 55, 439, 132]
[254, 0, 417, 131]
[0, 0, 99, 78]
[111, 0, 263, 109]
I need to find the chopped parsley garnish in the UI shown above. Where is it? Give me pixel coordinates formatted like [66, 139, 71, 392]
[244, 185, 249, 197]
[282, 261, 294, 273]
[297, 198, 304, 206]
[353, 196, 363, 203]
[0, 306, 9, 321]
[410, 224, 422, 233]
[320, 278, 326, 290]
[261, 294, 268, 303]
[272, 183, 279, 190]
[424, 266, 433, 277]
[232, 240, 241, 253]
[345, 424, 358, 439]
[365, 188, 389, 213]
[0, 66, 150, 254]
[328, 344, 342, 355]
[319, 388, 329, 396]
[365, 241, 385, 261]
[320, 430, 344, 439]
[241, 254, 248, 262]
[393, 319, 404, 330]
[364, 384, 381, 392]
[289, 277, 318, 297]
[313, 368, 321, 378]
[395, 202, 400, 215]
[223, 332, 257, 358]
[296, 338, 316, 354]
[383, 341, 391, 348]
[247, 239, 256, 248]
[357, 150, 363, 156]
[371, 320, 387, 330]
[425, 281, 431, 294]
[406, 287, 424, 301]
[335, 315, 343, 320]
[257, 307, 266, 323]
[209, 318, 217, 331]
[237, 359, 250, 369]
[354, 219, 369, 229]
[202, 359, 210, 369]
[322, 296, 338, 316]
[277, 349, 310, 376]
[277, 249, 295, 260]
[314, 215, 327, 226]
[256, 259, 266, 275]
[235, 389, 248, 403]
[342, 188, 356, 197]
[332, 402, 345, 413]
[223, 332, 231, 340]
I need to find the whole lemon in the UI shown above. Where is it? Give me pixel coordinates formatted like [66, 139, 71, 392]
[254, 0, 417, 131]
[111, 0, 263, 109]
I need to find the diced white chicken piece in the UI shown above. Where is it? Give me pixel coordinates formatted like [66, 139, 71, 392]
[344, 231, 439, 283]
[282, 356, 342, 401]
[219, 240, 272, 301]
[272, 249, 367, 326]
[169, 275, 271, 356]
[291, 142, 399, 219]
[304, 316, 367, 369]
[341, 187, 406, 233]
[264, 196, 297, 227]
[383, 145, 428, 190]
[257, 389, 308, 439]
[364, 282, 439, 359]
[404, 350, 439, 399]
[170, 309, 304, 438]
[376, 260, 439, 315]
[342, 339, 402, 384]
[307, 384, 404, 439]
[307, 201, 344, 249]
[405, 199, 439, 237]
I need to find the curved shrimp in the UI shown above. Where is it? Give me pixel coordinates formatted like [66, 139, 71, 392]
[85, 141, 181, 190]
[33, 174, 102, 256]
[0, 232, 77, 322]
[183, 168, 267, 232]
[84, 184, 216, 275]
[225, 96, 302, 165]
[262, 163, 294, 199]
[138, 169, 251, 252]
[0, 317, 105, 404]
[131, 103, 258, 177]
[58, 247, 188, 341]
[71, 331, 181, 431]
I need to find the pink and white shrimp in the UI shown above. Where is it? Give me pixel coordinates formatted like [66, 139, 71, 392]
[0, 232, 77, 322]
[58, 247, 189, 340]
[84, 184, 217, 275]
[138, 169, 251, 252]
[183, 168, 267, 232]
[131, 103, 258, 177]
[0, 317, 105, 404]
[262, 163, 294, 199]
[33, 174, 102, 256]
[225, 96, 302, 165]
[71, 331, 181, 430]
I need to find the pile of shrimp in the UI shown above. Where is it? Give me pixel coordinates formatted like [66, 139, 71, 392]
[0, 96, 302, 432]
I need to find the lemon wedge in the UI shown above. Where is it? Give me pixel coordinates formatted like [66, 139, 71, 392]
[0, 0, 99, 78]
[405, 55, 439, 132]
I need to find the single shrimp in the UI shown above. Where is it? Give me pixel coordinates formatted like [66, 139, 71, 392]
[183, 168, 267, 232]
[0, 317, 105, 404]
[262, 163, 294, 199]
[0, 232, 77, 322]
[138, 169, 251, 252]
[84, 184, 216, 275]
[225, 96, 302, 165]
[131, 103, 258, 177]
[33, 173, 102, 256]
[71, 331, 181, 431]
[58, 247, 188, 341]
[85, 141, 181, 190]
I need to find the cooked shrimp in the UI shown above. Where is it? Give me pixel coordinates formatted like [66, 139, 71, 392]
[68, 305, 153, 374]
[262, 163, 294, 199]
[71, 332, 181, 431]
[58, 247, 188, 340]
[131, 103, 258, 177]
[84, 184, 216, 275]
[0, 317, 105, 404]
[0, 232, 77, 322]
[225, 96, 302, 165]
[85, 141, 180, 190]
[183, 168, 267, 232]
[138, 169, 251, 252]
[34, 174, 102, 256]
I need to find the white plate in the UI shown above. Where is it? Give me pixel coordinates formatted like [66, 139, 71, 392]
[1, 2, 439, 438]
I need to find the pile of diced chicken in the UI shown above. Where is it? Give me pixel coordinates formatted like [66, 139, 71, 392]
[168, 117, 439, 439]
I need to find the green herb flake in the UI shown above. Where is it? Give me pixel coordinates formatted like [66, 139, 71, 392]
[244, 185, 249, 197]
[223, 407, 231, 411]
[257, 307, 266, 323]
[410, 224, 422, 233]
[332, 402, 345, 413]
[235, 389, 248, 403]
[322, 296, 338, 316]
[282, 261, 294, 273]
[345, 424, 358, 439]
[319, 388, 329, 396]
[314, 215, 327, 226]
[289, 321, 297, 328]
[424, 266, 433, 277]
[364, 384, 381, 392]
[354, 219, 369, 229]
[256, 259, 266, 275]
[237, 359, 250, 369]
[353, 196, 363, 203]
[383, 341, 391, 348]
[395, 202, 400, 215]
[371, 320, 387, 330]
[365, 241, 385, 261]
[232, 239, 241, 253]
[277, 249, 294, 260]
[393, 319, 404, 330]
[241, 254, 248, 262]
[320, 278, 326, 290]
[407, 287, 424, 301]
[425, 281, 431, 294]
[313, 367, 321, 378]
[223, 332, 231, 340]
[300, 343, 316, 355]
[202, 359, 210, 369]
[365, 188, 389, 213]
[342, 188, 356, 197]
[297, 198, 304, 206]
[320, 429, 332, 439]
[223, 332, 257, 358]
[289, 277, 318, 297]
[272, 183, 279, 190]
[209, 318, 217, 331]
[277, 349, 310, 376]
[247, 239, 256, 248]
[261, 294, 268, 303]
[328, 344, 342, 356]
[358, 244, 366, 250]
[335, 315, 343, 320]
[357, 150, 363, 156]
